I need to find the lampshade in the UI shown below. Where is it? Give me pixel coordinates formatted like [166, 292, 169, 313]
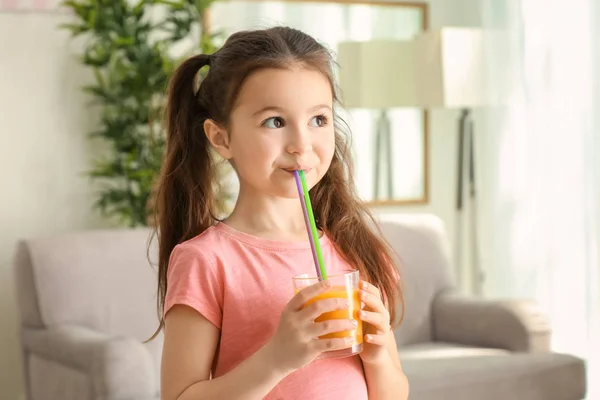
[337, 28, 509, 109]
[336, 40, 418, 109]
[413, 27, 488, 108]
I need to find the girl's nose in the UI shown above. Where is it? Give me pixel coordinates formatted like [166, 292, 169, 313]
[285, 126, 312, 155]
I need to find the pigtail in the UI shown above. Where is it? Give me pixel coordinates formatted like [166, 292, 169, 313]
[148, 54, 216, 340]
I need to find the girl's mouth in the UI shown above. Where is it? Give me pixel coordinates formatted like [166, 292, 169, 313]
[283, 168, 311, 174]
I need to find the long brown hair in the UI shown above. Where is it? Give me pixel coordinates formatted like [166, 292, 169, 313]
[149, 26, 403, 340]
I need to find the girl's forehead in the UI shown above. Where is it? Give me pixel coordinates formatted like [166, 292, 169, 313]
[233, 67, 334, 113]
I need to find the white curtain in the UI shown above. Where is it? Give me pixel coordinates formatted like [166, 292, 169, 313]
[478, 0, 599, 397]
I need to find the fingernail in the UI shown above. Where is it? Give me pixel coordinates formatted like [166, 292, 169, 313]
[351, 320, 358, 327]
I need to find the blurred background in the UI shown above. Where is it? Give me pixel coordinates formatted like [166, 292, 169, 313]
[1, 0, 599, 399]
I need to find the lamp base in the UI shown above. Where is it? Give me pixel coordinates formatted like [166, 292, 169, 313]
[455, 108, 484, 296]
[373, 109, 393, 200]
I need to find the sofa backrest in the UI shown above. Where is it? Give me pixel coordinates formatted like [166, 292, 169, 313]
[377, 214, 455, 346]
[14, 227, 160, 344]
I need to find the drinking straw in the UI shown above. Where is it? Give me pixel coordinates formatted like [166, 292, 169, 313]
[293, 170, 322, 279]
[294, 170, 328, 280]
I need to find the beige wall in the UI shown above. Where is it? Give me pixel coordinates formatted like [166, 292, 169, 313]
[0, 1, 481, 398]
[0, 13, 113, 399]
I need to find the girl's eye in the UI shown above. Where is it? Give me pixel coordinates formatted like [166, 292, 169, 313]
[262, 117, 284, 129]
[310, 115, 328, 127]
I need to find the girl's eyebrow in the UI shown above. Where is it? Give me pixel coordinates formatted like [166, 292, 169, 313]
[252, 104, 332, 117]
[252, 106, 285, 116]
[309, 104, 332, 112]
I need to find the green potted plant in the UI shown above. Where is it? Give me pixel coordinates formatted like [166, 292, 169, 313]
[60, 0, 231, 227]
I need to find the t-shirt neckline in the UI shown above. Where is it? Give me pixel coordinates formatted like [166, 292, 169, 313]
[214, 221, 330, 251]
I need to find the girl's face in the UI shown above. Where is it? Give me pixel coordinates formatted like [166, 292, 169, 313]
[211, 66, 336, 199]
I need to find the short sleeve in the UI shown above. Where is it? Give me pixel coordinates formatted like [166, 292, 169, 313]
[164, 243, 223, 329]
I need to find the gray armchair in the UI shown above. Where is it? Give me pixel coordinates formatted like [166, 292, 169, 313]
[14, 228, 162, 400]
[13, 214, 587, 400]
[378, 214, 587, 400]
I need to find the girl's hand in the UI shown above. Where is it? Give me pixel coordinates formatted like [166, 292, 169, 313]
[265, 280, 358, 374]
[358, 280, 393, 365]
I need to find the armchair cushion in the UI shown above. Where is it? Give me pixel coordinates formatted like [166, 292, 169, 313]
[403, 350, 587, 400]
[432, 292, 551, 352]
[22, 324, 157, 400]
[400, 342, 510, 360]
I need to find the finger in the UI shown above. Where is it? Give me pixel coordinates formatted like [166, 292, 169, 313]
[359, 289, 388, 314]
[312, 337, 355, 353]
[360, 280, 381, 296]
[289, 279, 331, 311]
[364, 333, 388, 346]
[298, 297, 349, 321]
[359, 310, 389, 333]
[309, 318, 358, 337]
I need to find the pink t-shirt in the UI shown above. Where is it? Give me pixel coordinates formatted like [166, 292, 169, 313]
[164, 222, 368, 400]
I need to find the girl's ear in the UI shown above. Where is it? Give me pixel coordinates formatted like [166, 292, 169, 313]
[204, 119, 232, 159]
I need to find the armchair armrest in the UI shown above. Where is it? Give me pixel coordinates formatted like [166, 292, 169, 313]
[22, 324, 157, 400]
[432, 291, 551, 352]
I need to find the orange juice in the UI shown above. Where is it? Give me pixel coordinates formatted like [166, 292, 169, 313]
[292, 270, 363, 359]
[302, 286, 363, 345]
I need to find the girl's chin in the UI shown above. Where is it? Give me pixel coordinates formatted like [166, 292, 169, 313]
[238, 173, 318, 199]
[272, 182, 307, 200]
[274, 187, 304, 200]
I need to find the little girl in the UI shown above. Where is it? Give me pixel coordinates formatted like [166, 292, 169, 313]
[152, 26, 409, 400]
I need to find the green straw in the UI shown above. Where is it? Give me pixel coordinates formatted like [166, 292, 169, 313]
[298, 170, 328, 280]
